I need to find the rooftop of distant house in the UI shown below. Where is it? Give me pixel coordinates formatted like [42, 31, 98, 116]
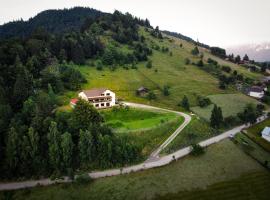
[82, 88, 108, 97]
[249, 86, 265, 93]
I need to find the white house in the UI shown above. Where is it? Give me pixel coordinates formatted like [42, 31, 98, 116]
[248, 86, 265, 99]
[261, 127, 270, 142]
[77, 88, 116, 109]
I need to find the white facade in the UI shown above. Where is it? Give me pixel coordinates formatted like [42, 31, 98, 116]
[248, 91, 264, 99]
[261, 127, 270, 142]
[79, 89, 116, 109]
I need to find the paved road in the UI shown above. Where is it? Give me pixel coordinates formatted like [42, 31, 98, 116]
[0, 104, 267, 191]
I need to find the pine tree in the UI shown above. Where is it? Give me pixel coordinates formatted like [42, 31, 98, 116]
[181, 96, 190, 111]
[210, 105, 223, 128]
[61, 132, 73, 170]
[5, 127, 20, 173]
[79, 130, 93, 167]
[191, 46, 199, 56]
[13, 57, 33, 109]
[47, 121, 62, 171]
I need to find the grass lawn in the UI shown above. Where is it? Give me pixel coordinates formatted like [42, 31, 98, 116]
[162, 117, 217, 154]
[244, 118, 270, 152]
[191, 93, 260, 121]
[102, 107, 184, 157]
[234, 133, 270, 168]
[3, 140, 269, 200]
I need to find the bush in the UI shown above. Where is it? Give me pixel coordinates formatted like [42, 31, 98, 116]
[75, 173, 93, 184]
[146, 60, 152, 69]
[147, 91, 156, 100]
[191, 144, 205, 156]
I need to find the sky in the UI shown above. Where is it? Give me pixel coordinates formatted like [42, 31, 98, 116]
[0, 0, 270, 47]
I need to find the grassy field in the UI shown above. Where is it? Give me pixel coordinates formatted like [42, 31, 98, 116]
[59, 28, 263, 111]
[191, 93, 259, 121]
[3, 140, 269, 200]
[101, 107, 179, 132]
[244, 119, 270, 152]
[234, 133, 270, 168]
[101, 107, 184, 156]
[162, 117, 216, 154]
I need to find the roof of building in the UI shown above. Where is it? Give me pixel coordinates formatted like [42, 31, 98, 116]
[249, 86, 264, 93]
[82, 88, 107, 97]
[262, 127, 270, 136]
[70, 98, 78, 104]
[137, 86, 149, 92]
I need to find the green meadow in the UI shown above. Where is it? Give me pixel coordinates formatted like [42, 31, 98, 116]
[3, 140, 269, 200]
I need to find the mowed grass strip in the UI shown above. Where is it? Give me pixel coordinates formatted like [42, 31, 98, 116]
[101, 107, 179, 132]
[245, 118, 270, 152]
[101, 107, 184, 156]
[191, 93, 260, 121]
[4, 140, 269, 200]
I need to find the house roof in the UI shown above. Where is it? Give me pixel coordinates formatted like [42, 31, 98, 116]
[137, 86, 149, 92]
[262, 127, 270, 136]
[249, 86, 264, 93]
[82, 88, 107, 97]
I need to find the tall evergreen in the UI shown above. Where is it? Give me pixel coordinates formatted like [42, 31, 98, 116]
[181, 95, 190, 111]
[61, 132, 74, 170]
[210, 105, 223, 128]
[79, 130, 93, 167]
[47, 121, 62, 171]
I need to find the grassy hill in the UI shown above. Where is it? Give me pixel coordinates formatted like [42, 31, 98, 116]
[62, 27, 262, 113]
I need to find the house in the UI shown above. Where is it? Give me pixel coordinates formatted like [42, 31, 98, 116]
[136, 86, 149, 96]
[79, 88, 116, 109]
[248, 86, 265, 99]
[71, 88, 116, 109]
[261, 127, 270, 142]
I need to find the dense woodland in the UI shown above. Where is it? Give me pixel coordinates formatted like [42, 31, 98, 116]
[0, 8, 153, 179]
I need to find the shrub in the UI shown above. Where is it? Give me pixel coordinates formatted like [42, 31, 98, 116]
[146, 60, 152, 68]
[75, 173, 93, 184]
[147, 91, 156, 100]
[191, 144, 205, 156]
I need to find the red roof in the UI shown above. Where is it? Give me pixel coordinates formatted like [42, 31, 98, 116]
[70, 98, 78, 104]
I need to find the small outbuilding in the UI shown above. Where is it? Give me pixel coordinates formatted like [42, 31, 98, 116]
[248, 86, 266, 99]
[136, 86, 149, 96]
[261, 127, 270, 142]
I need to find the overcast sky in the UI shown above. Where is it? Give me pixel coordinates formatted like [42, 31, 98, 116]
[0, 0, 269, 47]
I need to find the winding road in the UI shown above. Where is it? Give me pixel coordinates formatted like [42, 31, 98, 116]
[0, 103, 267, 191]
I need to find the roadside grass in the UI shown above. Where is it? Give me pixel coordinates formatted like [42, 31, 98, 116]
[101, 107, 184, 156]
[191, 93, 259, 121]
[234, 133, 270, 168]
[244, 118, 270, 152]
[162, 117, 217, 154]
[4, 140, 269, 200]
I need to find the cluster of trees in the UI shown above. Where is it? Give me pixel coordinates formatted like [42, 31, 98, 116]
[210, 47, 226, 59]
[210, 104, 264, 129]
[150, 26, 163, 39]
[197, 96, 211, 108]
[4, 99, 141, 178]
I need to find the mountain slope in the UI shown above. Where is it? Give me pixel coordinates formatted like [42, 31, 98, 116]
[0, 7, 102, 39]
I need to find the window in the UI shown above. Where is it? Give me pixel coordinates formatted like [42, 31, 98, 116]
[106, 103, 110, 107]
[95, 104, 99, 107]
[106, 93, 110, 96]
[101, 103, 104, 107]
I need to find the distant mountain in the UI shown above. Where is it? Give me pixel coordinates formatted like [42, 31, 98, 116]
[226, 42, 270, 62]
[0, 7, 103, 39]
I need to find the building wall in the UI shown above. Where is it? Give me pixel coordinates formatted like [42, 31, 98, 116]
[78, 92, 88, 101]
[262, 135, 270, 142]
[249, 91, 264, 99]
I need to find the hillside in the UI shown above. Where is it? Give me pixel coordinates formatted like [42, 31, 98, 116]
[0, 7, 103, 39]
[0, 7, 265, 181]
